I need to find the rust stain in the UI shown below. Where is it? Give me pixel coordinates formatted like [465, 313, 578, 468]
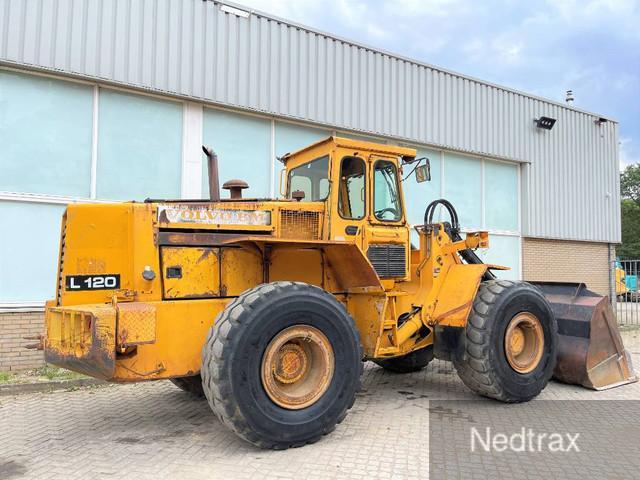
[175, 291, 219, 299]
[45, 332, 115, 381]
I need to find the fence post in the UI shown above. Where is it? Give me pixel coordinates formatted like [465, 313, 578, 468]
[609, 244, 617, 321]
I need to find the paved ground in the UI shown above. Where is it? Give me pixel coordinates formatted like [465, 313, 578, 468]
[1, 330, 639, 480]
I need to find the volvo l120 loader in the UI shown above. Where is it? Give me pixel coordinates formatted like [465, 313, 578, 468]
[41, 137, 636, 448]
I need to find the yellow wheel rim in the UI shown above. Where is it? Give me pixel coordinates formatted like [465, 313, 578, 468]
[261, 325, 334, 410]
[504, 312, 544, 374]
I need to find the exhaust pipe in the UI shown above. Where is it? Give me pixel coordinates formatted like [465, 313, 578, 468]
[202, 145, 220, 202]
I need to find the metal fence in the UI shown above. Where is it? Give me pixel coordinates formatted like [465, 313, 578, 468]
[614, 260, 640, 325]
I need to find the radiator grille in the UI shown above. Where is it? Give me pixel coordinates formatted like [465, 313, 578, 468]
[279, 210, 321, 240]
[367, 244, 406, 278]
[56, 215, 67, 305]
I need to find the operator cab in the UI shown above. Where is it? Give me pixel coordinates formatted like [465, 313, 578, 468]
[281, 136, 430, 282]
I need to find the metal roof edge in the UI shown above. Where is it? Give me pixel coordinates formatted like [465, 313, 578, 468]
[214, 0, 618, 123]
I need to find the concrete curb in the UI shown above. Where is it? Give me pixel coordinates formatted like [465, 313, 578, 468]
[0, 378, 108, 396]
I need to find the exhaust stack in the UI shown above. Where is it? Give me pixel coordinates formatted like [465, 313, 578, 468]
[202, 145, 220, 202]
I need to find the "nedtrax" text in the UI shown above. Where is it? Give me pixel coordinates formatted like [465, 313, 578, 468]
[470, 427, 580, 453]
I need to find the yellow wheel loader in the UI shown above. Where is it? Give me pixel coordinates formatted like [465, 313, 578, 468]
[42, 137, 636, 449]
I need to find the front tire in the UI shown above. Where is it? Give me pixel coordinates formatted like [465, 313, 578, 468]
[201, 281, 363, 449]
[453, 280, 558, 403]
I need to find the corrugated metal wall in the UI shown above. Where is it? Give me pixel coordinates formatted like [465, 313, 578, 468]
[0, 0, 620, 242]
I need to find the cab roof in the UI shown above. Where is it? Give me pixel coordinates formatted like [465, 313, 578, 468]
[281, 136, 417, 162]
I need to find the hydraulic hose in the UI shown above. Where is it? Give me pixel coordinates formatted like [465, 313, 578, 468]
[423, 199, 495, 281]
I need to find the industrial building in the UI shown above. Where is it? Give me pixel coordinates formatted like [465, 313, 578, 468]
[0, 0, 620, 370]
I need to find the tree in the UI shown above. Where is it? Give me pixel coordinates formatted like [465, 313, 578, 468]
[621, 164, 640, 207]
[619, 200, 640, 259]
[619, 165, 640, 259]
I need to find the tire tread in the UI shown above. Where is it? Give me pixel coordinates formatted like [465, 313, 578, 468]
[453, 280, 555, 403]
[201, 281, 363, 449]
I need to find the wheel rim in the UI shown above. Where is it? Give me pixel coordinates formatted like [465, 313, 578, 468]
[504, 312, 544, 374]
[261, 325, 334, 410]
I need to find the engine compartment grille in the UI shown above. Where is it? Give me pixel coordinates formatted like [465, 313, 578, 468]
[367, 244, 406, 278]
[279, 210, 321, 240]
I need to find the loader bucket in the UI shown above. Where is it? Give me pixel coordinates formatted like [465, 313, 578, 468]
[533, 282, 637, 390]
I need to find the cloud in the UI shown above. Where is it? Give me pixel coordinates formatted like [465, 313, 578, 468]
[620, 137, 640, 170]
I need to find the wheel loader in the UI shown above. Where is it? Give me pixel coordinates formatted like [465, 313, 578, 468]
[41, 136, 636, 449]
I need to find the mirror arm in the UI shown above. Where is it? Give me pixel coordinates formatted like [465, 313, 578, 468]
[401, 158, 424, 181]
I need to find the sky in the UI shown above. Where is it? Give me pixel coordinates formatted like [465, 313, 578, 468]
[234, 0, 640, 169]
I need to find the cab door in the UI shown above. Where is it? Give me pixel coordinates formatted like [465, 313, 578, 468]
[363, 155, 411, 281]
[332, 154, 369, 250]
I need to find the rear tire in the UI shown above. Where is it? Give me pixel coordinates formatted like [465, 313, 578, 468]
[453, 280, 558, 403]
[169, 375, 205, 397]
[373, 346, 433, 373]
[201, 281, 363, 449]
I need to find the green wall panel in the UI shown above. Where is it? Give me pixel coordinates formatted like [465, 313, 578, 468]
[484, 160, 519, 232]
[97, 89, 182, 200]
[0, 71, 93, 197]
[202, 108, 271, 198]
[0, 202, 65, 303]
[274, 122, 330, 157]
[443, 153, 482, 229]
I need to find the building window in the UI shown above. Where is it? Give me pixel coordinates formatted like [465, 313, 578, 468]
[0, 202, 66, 303]
[484, 160, 519, 232]
[0, 70, 93, 197]
[202, 108, 271, 198]
[275, 121, 330, 157]
[373, 160, 402, 222]
[96, 89, 183, 200]
[338, 157, 366, 219]
[443, 152, 482, 229]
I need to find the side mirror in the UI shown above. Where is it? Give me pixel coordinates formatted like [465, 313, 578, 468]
[415, 160, 431, 183]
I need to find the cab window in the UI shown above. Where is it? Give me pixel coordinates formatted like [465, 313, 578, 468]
[374, 160, 402, 222]
[338, 157, 366, 219]
[287, 155, 329, 201]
